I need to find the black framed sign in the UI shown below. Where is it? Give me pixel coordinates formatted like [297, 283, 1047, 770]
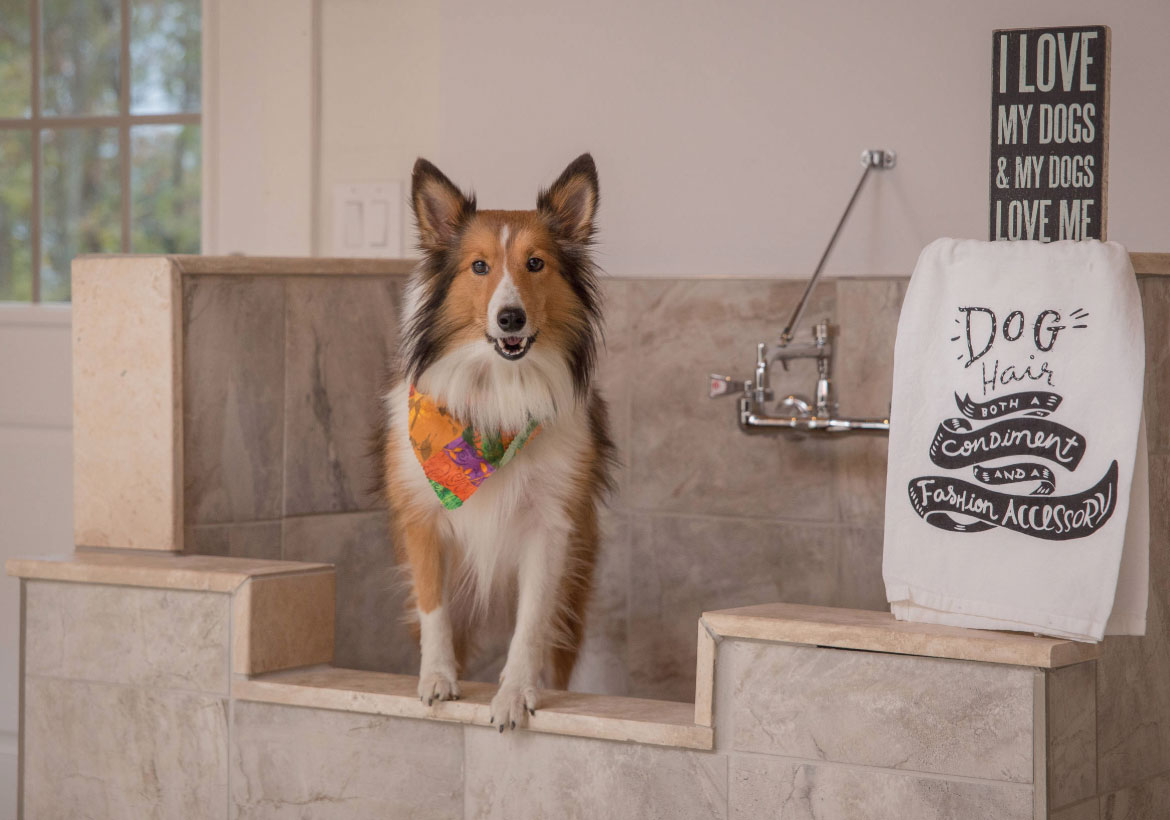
[989, 26, 1110, 242]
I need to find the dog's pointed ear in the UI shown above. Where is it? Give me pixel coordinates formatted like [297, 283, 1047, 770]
[537, 153, 599, 244]
[412, 158, 475, 247]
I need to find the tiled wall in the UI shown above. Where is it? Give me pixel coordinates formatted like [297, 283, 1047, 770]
[180, 266, 1170, 802]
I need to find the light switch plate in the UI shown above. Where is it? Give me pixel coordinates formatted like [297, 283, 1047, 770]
[332, 181, 404, 257]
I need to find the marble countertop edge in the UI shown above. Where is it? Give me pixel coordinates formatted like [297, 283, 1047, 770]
[702, 602, 1100, 668]
[5, 552, 335, 593]
[69, 251, 1170, 278]
[233, 666, 714, 751]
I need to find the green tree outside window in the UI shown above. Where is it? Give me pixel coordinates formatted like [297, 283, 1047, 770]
[0, 0, 200, 302]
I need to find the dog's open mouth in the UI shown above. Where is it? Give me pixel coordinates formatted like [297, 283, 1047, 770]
[491, 334, 535, 361]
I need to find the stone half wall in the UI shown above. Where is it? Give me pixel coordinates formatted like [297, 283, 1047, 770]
[62, 255, 1170, 817]
[10, 551, 1150, 819]
[175, 265, 904, 701]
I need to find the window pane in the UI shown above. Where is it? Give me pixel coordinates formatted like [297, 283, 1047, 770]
[0, 131, 33, 301]
[0, 0, 32, 117]
[41, 128, 121, 301]
[41, 0, 121, 116]
[131, 124, 199, 253]
[131, 0, 200, 114]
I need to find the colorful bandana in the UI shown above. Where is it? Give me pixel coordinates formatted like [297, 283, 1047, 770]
[408, 387, 541, 510]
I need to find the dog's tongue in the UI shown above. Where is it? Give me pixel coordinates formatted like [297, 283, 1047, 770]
[504, 336, 522, 346]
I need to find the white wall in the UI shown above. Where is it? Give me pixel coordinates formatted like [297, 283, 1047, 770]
[0, 307, 73, 820]
[208, 0, 1170, 270]
[435, 0, 1170, 277]
[204, 0, 317, 255]
[317, 0, 440, 256]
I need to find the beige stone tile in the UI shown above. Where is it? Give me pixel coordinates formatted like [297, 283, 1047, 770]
[1047, 661, 1097, 810]
[281, 511, 418, 674]
[1100, 769, 1170, 820]
[24, 677, 227, 819]
[234, 665, 711, 749]
[231, 700, 462, 820]
[282, 276, 401, 516]
[626, 277, 839, 521]
[569, 509, 630, 696]
[232, 571, 335, 675]
[26, 580, 228, 694]
[1151, 454, 1170, 596]
[694, 620, 716, 728]
[718, 640, 1034, 782]
[1050, 797, 1099, 820]
[702, 601, 1098, 668]
[172, 257, 415, 276]
[627, 514, 844, 703]
[830, 433, 891, 529]
[6, 550, 332, 593]
[1096, 456, 1170, 798]
[1138, 277, 1170, 453]
[182, 275, 286, 525]
[832, 277, 906, 420]
[464, 727, 727, 819]
[835, 525, 887, 611]
[185, 520, 283, 560]
[830, 278, 904, 529]
[595, 277, 632, 508]
[729, 755, 1033, 820]
[73, 256, 182, 550]
[1096, 592, 1170, 794]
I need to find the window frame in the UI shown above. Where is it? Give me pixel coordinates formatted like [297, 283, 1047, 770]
[0, 0, 201, 302]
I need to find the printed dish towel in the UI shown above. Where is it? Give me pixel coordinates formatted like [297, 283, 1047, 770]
[883, 238, 1148, 642]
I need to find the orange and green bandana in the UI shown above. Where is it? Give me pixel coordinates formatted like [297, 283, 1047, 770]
[408, 387, 541, 510]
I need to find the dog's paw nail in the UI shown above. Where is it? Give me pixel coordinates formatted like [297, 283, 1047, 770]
[498, 724, 505, 734]
[510, 720, 516, 730]
[528, 707, 536, 716]
[489, 715, 494, 724]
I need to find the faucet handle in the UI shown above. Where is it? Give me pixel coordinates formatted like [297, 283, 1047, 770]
[708, 374, 748, 399]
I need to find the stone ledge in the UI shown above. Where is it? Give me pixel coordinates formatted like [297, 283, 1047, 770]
[702, 602, 1099, 668]
[6, 551, 333, 593]
[233, 666, 714, 751]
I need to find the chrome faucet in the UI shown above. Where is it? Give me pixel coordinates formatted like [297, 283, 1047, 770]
[709, 319, 889, 435]
[707, 149, 895, 437]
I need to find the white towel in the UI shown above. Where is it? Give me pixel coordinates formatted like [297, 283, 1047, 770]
[883, 238, 1148, 642]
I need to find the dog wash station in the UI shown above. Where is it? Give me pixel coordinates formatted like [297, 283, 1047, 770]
[9, 252, 1170, 819]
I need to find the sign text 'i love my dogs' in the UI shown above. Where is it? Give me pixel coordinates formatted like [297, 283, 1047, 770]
[989, 26, 1110, 243]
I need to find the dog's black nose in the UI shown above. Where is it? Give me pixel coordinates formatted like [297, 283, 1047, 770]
[497, 307, 527, 333]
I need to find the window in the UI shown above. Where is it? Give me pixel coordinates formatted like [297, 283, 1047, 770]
[0, 0, 200, 302]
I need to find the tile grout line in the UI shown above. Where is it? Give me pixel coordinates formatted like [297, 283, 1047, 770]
[728, 747, 1038, 790]
[190, 507, 390, 529]
[461, 724, 470, 820]
[1034, 669, 1048, 820]
[226, 583, 236, 820]
[279, 277, 290, 562]
[23, 672, 233, 701]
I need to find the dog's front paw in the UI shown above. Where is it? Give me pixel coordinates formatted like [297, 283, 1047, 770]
[490, 681, 538, 732]
[418, 669, 461, 706]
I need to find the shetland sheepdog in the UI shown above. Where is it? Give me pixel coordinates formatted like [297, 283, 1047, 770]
[380, 154, 613, 731]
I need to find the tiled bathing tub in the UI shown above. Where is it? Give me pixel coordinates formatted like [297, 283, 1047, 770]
[7, 551, 1116, 819]
[9, 252, 1170, 817]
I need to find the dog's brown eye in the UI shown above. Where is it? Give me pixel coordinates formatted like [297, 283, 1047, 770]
[472, 260, 489, 275]
[526, 257, 544, 272]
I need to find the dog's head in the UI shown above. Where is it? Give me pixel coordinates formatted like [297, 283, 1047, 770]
[401, 154, 602, 430]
